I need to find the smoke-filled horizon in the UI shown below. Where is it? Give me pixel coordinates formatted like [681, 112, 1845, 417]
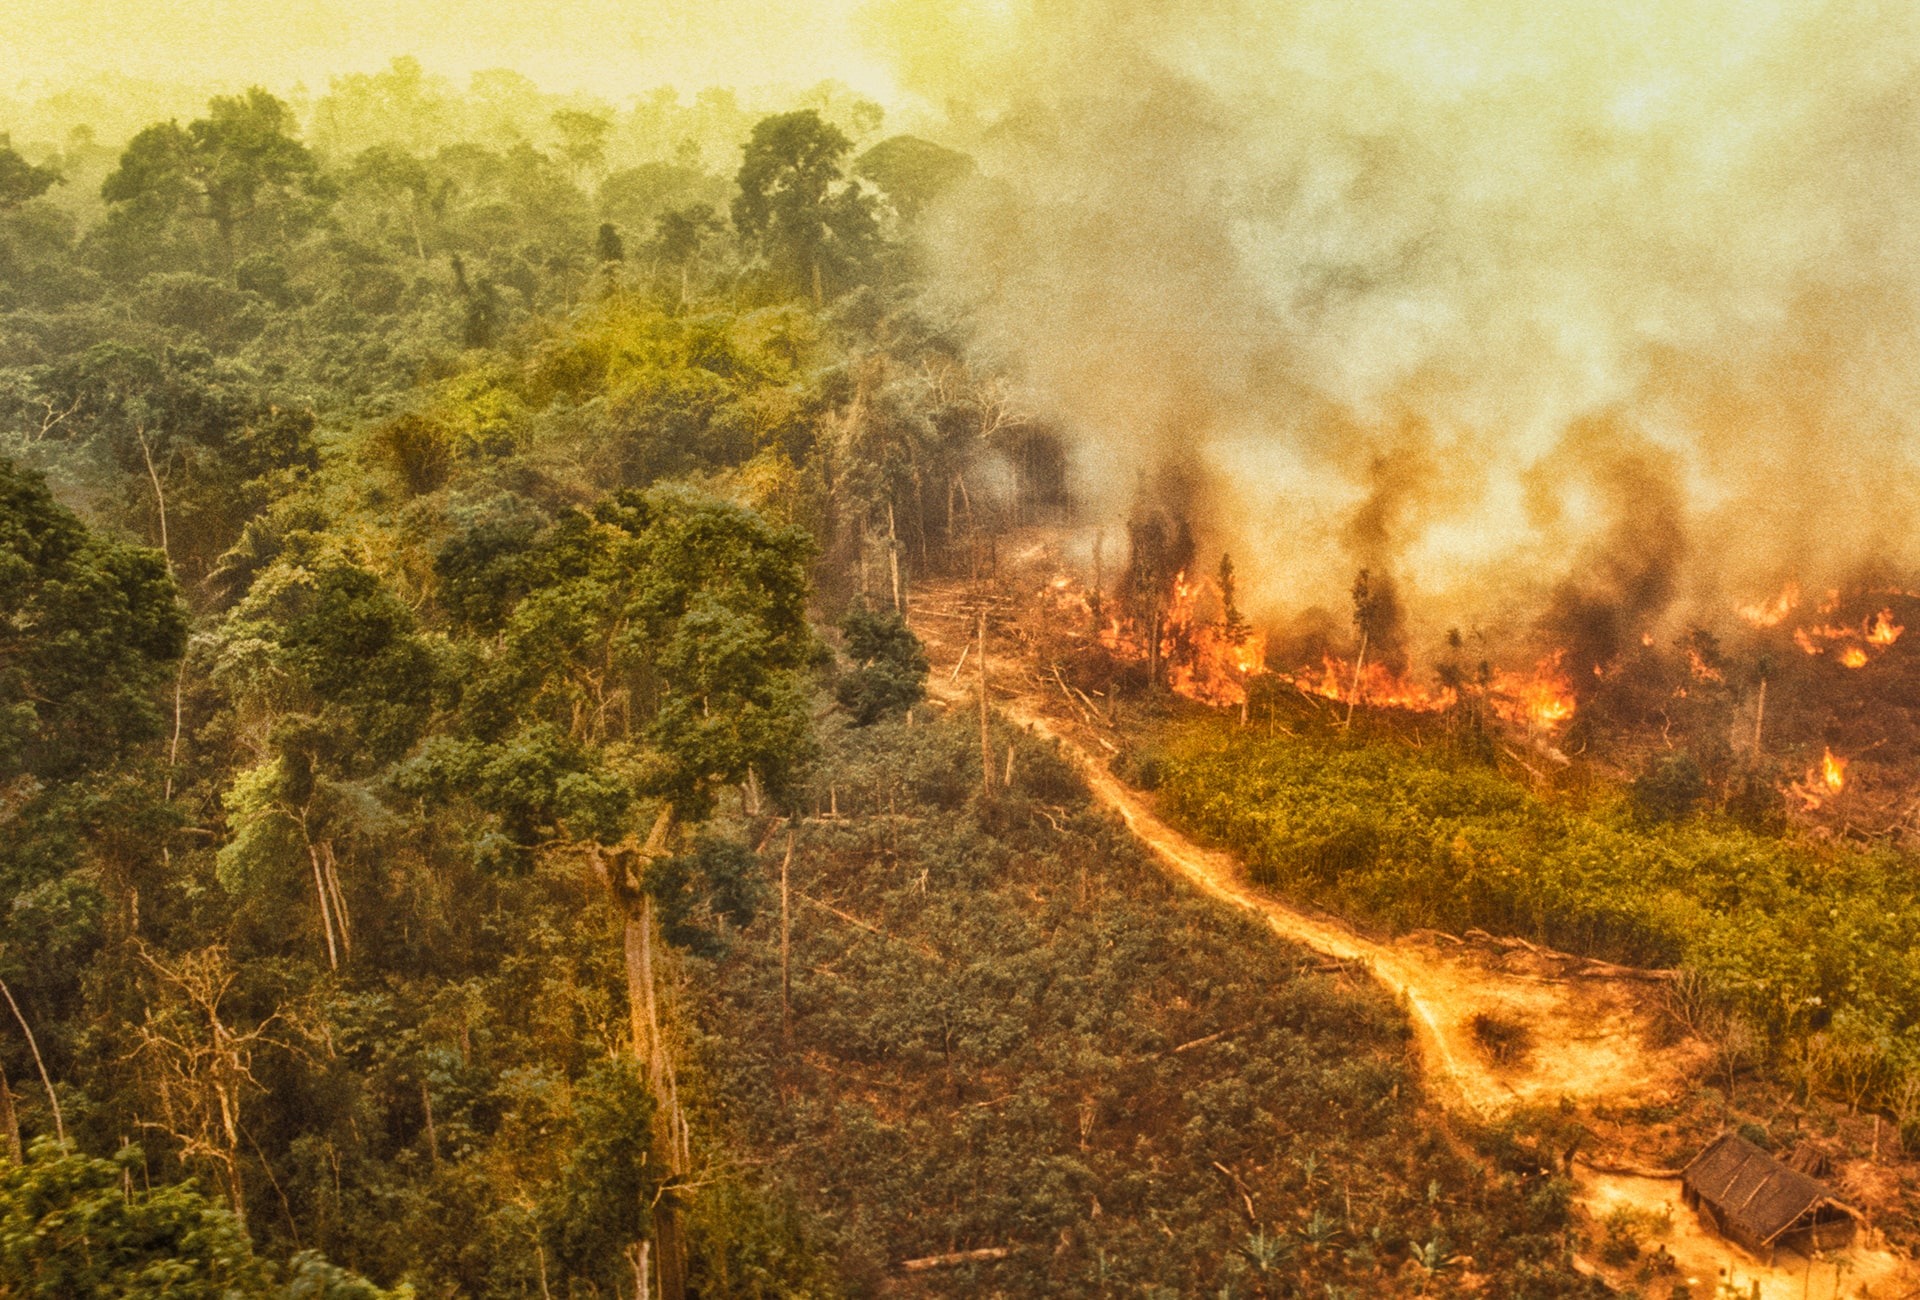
[896, 0, 1920, 658]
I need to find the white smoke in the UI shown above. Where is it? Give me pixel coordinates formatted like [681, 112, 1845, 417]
[887, 0, 1920, 648]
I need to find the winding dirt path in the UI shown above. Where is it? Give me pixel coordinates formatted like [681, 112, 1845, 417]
[984, 690, 1702, 1118]
[912, 590, 1917, 1293]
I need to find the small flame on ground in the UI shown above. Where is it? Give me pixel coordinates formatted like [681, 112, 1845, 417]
[1791, 607, 1904, 666]
[1867, 608, 1904, 646]
[1737, 582, 1800, 628]
[1822, 747, 1847, 793]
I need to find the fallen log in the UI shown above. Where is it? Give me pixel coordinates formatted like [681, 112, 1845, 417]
[898, 1247, 1014, 1272]
[1460, 929, 1681, 982]
[1171, 1025, 1244, 1054]
[1572, 1155, 1682, 1179]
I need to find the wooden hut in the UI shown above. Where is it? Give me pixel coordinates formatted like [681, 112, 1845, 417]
[1681, 1133, 1856, 1261]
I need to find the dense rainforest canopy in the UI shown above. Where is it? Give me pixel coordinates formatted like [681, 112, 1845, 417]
[0, 78, 1050, 1297]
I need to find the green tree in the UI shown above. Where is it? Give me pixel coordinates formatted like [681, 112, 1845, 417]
[434, 484, 810, 1300]
[27, 343, 319, 580]
[0, 457, 185, 784]
[834, 600, 927, 725]
[550, 109, 612, 184]
[342, 145, 435, 260]
[649, 203, 724, 305]
[732, 111, 879, 303]
[100, 88, 327, 272]
[1218, 552, 1250, 645]
[0, 1140, 405, 1298]
[538, 1061, 660, 1290]
[0, 1141, 265, 1298]
[0, 143, 60, 211]
[1630, 752, 1707, 823]
[853, 134, 975, 223]
[214, 552, 437, 969]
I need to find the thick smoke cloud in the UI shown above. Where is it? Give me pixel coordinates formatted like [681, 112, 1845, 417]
[883, 0, 1920, 655]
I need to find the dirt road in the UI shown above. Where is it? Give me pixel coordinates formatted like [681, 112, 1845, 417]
[981, 689, 1704, 1118]
[913, 589, 1916, 1293]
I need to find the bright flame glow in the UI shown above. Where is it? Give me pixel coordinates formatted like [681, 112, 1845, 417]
[1867, 608, 1904, 646]
[1737, 583, 1801, 628]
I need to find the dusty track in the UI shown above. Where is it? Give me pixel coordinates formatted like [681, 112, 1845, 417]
[914, 608, 1705, 1119]
[969, 687, 1705, 1118]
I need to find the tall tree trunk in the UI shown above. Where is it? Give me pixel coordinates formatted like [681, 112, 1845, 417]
[0, 1059, 21, 1162]
[320, 840, 351, 960]
[978, 608, 993, 799]
[407, 195, 427, 260]
[0, 977, 64, 1144]
[134, 428, 170, 569]
[421, 1076, 440, 1168]
[614, 808, 690, 1300]
[630, 1241, 650, 1300]
[305, 838, 340, 971]
[780, 831, 793, 1044]
[888, 502, 903, 613]
[1345, 629, 1370, 729]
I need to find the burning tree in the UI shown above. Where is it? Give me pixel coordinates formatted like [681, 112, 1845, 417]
[1120, 512, 1194, 688]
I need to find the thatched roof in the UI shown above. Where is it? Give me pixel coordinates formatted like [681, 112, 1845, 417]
[1682, 1133, 1843, 1246]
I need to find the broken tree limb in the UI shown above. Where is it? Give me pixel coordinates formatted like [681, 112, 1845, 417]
[1172, 1025, 1246, 1054]
[899, 1247, 1013, 1272]
[1051, 663, 1094, 723]
[1211, 1160, 1258, 1222]
[1572, 1155, 1681, 1179]
[796, 893, 940, 960]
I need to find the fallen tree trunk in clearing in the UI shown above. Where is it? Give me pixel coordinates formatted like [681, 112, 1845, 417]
[1572, 1155, 1682, 1179]
[1460, 929, 1681, 982]
[899, 1247, 1014, 1272]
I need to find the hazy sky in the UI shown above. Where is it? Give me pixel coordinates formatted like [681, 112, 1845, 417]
[7, 0, 899, 101]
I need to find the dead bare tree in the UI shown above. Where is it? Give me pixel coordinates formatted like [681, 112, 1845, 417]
[130, 944, 294, 1229]
[588, 808, 694, 1300]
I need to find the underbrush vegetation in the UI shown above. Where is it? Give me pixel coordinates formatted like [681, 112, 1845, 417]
[1152, 721, 1920, 1122]
[693, 713, 1602, 1297]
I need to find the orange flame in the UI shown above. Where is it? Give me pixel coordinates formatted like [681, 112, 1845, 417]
[1686, 647, 1725, 683]
[1283, 657, 1457, 714]
[1822, 747, 1847, 793]
[1737, 582, 1800, 628]
[1058, 571, 1573, 729]
[1488, 653, 1577, 731]
[1791, 606, 1903, 666]
[1867, 608, 1904, 647]
[1079, 570, 1268, 707]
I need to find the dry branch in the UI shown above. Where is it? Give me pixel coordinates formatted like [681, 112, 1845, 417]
[898, 1247, 1014, 1272]
[1172, 1026, 1245, 1054]
[796, 892, 940, 960]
